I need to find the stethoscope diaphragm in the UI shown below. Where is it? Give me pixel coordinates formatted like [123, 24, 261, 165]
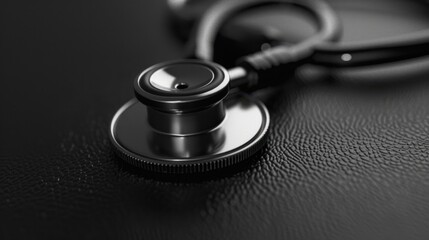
[109, 60, 269, 173]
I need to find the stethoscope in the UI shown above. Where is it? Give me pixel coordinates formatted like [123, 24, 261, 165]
[110, 0, 429, 174]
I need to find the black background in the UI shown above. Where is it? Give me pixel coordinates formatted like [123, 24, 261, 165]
[2, 0, 429, 239]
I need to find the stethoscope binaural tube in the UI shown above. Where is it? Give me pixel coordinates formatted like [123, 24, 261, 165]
[175, 0, 429, 69]
[192, 0, 342, 89]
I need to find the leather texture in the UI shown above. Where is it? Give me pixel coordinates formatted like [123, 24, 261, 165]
[2, 0, 429, 239]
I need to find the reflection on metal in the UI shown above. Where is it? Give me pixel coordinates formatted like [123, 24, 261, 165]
[149, 64, 214, 92]
[110, 59, 269, 174]
[110, 94, 269, 173]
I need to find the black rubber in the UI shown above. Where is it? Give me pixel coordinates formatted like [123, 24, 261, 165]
[193, 0, 342, 70]
[190, 0, 429, 68]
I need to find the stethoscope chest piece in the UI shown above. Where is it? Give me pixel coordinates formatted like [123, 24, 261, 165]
[110, 59, 269, 174]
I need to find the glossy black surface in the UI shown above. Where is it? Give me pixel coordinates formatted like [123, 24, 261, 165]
[2, 0, 429, 239]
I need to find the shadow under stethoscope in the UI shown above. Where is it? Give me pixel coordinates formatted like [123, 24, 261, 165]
[115, 148, 267, 183]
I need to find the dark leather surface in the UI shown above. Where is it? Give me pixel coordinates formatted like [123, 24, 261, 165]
[2, 0, 429, 239]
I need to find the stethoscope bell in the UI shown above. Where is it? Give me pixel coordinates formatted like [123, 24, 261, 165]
[109, 59, 269, 174]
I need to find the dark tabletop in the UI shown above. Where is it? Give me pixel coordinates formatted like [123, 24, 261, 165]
[2, 0, 429, 239]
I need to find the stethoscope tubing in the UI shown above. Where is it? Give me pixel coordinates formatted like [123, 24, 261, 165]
[193, 0, 429, 70]
[312, 29, 429, 67]
[193, 0, 342, 70]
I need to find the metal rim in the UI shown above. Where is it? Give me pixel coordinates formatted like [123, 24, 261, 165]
[109, 93, 270, 174]
[134, 59, 230, 111]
